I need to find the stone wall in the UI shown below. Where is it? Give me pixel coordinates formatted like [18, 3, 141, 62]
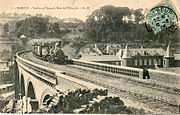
[148, 69, 180, 85]
[55, 72, 106, 92]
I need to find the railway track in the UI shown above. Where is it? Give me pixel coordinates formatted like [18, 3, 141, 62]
[67, 64, 180, 96]
[25, 52, 180, 96]
[66, 72, 178, 108]
[20, 52, 180, 114]
[63, 71, 179, 114]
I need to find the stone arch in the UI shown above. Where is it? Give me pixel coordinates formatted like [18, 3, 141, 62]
[27, 81, 36, 99]
[40, 89, 53, 106]
[20, 74, 25, 98]
[42, 94, 51, 106]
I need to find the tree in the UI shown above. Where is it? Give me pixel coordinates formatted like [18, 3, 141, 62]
[133, 8, 144, 24]
[15, 16, 49, 38]
[85, 5, 133, 42]
[52, 23, 60, 36]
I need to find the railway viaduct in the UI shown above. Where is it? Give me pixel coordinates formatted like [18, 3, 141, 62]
[14, 51, 104, 110]
[13, 51, 180, 113]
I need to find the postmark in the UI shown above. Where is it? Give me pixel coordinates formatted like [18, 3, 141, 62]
[145, 5, 178, 35]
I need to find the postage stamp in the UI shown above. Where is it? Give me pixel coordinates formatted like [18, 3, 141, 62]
[145, 3, 178, 35]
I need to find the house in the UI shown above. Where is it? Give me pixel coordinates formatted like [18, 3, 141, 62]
[79, 44, 177, 68]
[79, 44, 103, 56]
[106, 43, 122, 55]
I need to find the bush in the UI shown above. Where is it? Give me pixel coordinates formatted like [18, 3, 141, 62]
[38, 88, 145, 114]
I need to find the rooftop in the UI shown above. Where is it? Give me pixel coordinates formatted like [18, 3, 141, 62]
[79, 55, 120, 62]
[164, 45, 174, 58]
[128, 48, 165, 57]
[79, 47, 167, 62]
[122, 44, 132, 58]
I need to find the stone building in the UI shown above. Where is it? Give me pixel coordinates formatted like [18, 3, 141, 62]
[106, 44, 122, 55]
[79, 44, 103, 56]
[79, 44, 177, 68]
[118, 44, 166, 68]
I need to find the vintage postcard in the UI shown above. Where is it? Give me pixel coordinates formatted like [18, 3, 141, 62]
[0, 0, 179, 114]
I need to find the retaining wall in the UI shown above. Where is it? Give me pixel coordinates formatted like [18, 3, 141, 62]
[148, 69, 180, 85]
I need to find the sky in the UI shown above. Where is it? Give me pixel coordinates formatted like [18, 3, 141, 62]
[0, 0, 180, 21]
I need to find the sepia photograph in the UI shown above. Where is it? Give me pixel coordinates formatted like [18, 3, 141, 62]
[0, 0, 179, 114]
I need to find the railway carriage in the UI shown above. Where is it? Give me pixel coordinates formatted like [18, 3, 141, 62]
[72, 59, 149, 79]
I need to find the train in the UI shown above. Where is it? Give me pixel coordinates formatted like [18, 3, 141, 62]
[32, 41, 149, 79]
[72, 59, 150, 79]
[32, 41, 71, 64]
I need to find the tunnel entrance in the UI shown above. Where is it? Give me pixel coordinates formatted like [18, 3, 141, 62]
[20, 75, 25, 98]
[143, 69, 150, 79]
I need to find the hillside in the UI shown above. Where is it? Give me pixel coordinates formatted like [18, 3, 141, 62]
[0, 18, 23, 25]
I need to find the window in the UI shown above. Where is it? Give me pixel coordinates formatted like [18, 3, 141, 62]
[169, 60, 173, 65]
[134, 51, 138, 55]
[116, 62, 119, 65]
[144, 59, 147, 65]
[149, 59, 152, 65]
[4, 71, 9, 74]
[144, 51, 148, 55]
[139, 59, 142, 65]
[153, 59, 157, 65]
[158, 59, 161, 65]
[120, 61, 123, 66]
[134, 59, 138, 66]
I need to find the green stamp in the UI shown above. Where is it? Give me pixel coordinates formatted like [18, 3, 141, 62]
[145, 0, 178, 35]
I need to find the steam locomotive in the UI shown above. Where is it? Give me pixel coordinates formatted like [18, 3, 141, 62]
[32, 41, 70, 64]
